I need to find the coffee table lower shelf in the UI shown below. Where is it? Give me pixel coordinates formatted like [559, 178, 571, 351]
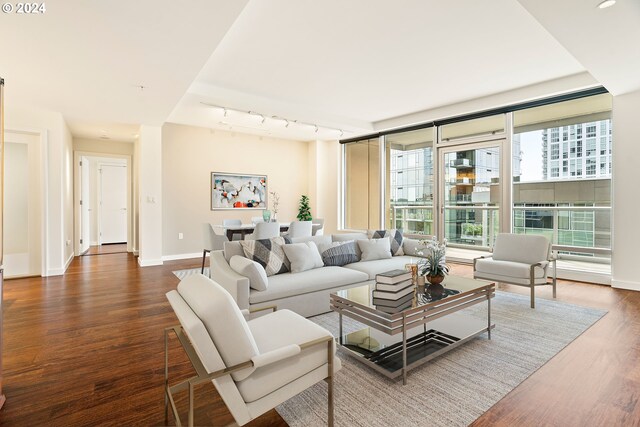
[337, 313, 494, 381]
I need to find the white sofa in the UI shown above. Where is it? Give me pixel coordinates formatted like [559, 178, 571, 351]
[209, 232, 427, 317]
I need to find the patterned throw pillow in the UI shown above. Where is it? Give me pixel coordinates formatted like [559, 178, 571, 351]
[368, 229, 404, 256]
[240, 236, 290, 276]
[318, 241, 359, 267]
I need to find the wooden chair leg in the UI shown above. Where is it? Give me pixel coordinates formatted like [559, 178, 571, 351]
[201, 250, 209, 274]
[327, 340, 334, 427]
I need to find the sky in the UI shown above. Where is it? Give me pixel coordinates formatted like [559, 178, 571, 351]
[517, 130, 543, 182]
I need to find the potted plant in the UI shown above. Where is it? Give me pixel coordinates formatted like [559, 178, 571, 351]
[415, 237, 449, 295]
[296, 195, 312, 221]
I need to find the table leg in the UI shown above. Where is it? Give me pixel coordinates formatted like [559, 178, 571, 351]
[339, 313, 343, 340]
[487, 287, 492, 340]
[402, 314, 407, 385]
[226, 229, 233, 241]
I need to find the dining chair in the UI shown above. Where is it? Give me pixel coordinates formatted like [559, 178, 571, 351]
[312, 218, 325, 236]
[202, 223, 229, 274]
[246, 222, 280, 240]
[165, 274, 339, 426]
[223, 219, 243, 241]
[286, 221, 313, 238]
[251, 216, 264, 225]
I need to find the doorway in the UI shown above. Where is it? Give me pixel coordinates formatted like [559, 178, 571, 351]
[437, 139, 506, 255]
[75, 155, 130, 256]
[3, 131, 43, 278]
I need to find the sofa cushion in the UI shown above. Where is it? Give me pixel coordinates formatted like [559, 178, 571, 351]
[238, 309, 337, 403]
[475, 257, 548, 279]
[290, 235, 332, 246]
[402, 237, 429, 257]
[224, 241, 245, 263]
[282, 241, 324, 273]
[318, 240, 359, 267]
[343, 255, 418, 280]
[249, 267, 369, 304]
[358, 238, 392, 261]
[368, 229, 405, 256]
[332, 232, 368, 259]
[177, 274, 258, 381]
[241, 237, 290, 276]
[230, 255, 269, 291]
[492, 233, 549, 265]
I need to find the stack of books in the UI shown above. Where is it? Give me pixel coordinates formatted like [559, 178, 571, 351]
[372, 269, 415, 313]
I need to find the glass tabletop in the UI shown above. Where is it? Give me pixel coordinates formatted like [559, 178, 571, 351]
[333, 275, 493, 315]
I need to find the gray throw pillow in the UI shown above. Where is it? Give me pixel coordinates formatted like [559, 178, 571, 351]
[282, 242, 324, 273]
[358, 238, 392, 261]
[229, 255, 269, 291]
[240, 236, 289, 276]
[368, 229, 405, 256]
[318, 240, 359, 267]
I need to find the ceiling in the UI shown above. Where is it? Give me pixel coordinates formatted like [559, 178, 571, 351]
[1, 0, 638, 142]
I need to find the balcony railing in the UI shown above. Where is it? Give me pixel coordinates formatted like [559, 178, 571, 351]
[390, 204, 611, 261]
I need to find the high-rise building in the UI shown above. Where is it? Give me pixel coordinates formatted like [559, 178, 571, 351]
[541, 120, 612, 180]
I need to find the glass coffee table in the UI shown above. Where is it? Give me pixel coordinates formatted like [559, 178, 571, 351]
[330, 275, 495, 384]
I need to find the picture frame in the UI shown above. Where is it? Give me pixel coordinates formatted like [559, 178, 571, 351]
[211, 172, 268, 210]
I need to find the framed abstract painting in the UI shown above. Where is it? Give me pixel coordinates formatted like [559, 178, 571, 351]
[211, 172, 267, 210]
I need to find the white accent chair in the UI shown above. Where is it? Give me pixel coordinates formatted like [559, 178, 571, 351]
[312, 218, 325, 236]
[223, 219, 243, 241]
[165, 274, 339, 426]
[202, 223, 228, 274]
[473, 233, 557, 308]
[285, 220, 313, 239]
[246, 222, 280, 240]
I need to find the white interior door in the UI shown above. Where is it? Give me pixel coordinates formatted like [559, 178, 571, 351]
[80, 157, 91, 253]
[100, 164, 128, 244]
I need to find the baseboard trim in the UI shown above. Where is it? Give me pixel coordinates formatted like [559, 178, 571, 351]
[162, 252, 203, 262]
[611, 279, 640, 291]
[137, 258, 164, 267]
[45, 252, 76, 276]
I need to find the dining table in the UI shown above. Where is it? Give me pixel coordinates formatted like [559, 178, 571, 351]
[212, 222, 292, 241]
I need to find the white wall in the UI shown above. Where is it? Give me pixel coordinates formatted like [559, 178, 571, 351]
[308, 140, 340, 235]
[611, 89, 640, 290]
[138, 125, 163, 266]
[63, 124, 73, 267]
[161, 123, 310, 258]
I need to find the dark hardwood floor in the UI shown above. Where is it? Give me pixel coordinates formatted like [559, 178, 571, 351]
[81, 243, 128, 256]
[0, 254, 638, 426]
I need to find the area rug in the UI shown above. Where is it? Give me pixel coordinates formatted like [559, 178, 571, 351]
[276, 292, 606, 427]
[173, 268, 209, 280]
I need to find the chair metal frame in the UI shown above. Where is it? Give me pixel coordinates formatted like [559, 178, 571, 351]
[164, 306, 335, 427]
[473, 252, 557, 309]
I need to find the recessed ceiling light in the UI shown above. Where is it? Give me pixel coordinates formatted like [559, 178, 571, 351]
[597, 0, 616, 9]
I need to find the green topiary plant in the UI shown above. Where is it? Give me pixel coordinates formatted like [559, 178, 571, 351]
[297, 195, 312, 221]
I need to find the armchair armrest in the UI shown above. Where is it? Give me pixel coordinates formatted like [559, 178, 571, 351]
[251, 344, 301, 368]
[473, 254, 493, 271]
[209, 251, 250, 310]
[241, 305, 277, 320]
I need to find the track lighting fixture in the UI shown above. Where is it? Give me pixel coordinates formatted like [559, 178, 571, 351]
[199, 102, 345, 136]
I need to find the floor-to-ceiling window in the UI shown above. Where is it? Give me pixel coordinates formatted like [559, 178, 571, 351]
[386, 128, 434, 236]
[341, 90, 612, 278]
[439, 115, 506, 248]
[512, 93, 612, 270]
[344, 138, 380, 230]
